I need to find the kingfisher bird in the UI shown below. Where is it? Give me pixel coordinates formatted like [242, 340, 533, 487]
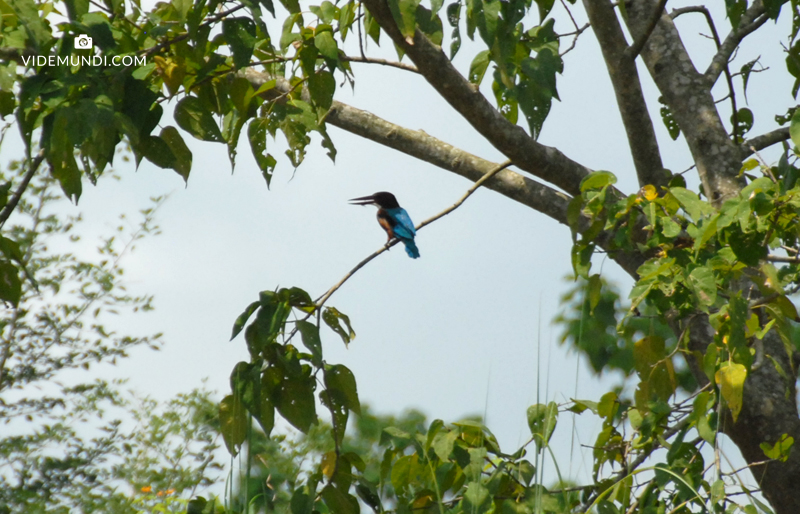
[349, 192, 420, 259]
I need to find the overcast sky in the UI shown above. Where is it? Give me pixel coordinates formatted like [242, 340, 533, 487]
[2, 0, 794, 490]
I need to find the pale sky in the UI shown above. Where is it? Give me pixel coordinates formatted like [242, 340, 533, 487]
[2, 0, 793, 491]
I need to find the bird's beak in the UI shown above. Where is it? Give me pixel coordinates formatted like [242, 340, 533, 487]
[349, 194, 376, 206]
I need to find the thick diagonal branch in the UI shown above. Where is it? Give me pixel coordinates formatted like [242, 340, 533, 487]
[241, 68, 572, 226]
[242, 68, 644, 275]
[582, 0, 666, 188]
[359, 0, 592, 197]
[704, 0, 767, 86]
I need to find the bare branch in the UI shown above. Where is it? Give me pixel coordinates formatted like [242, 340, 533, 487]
[704, 1, 768, 86]
[581, 0, 667, 188]
[741, 127, 791, 156]
[625, 0, 670, 60]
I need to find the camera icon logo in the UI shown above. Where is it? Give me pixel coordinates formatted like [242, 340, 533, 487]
[75, 35, 93, 49]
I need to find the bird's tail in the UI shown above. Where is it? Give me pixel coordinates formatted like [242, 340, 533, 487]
[403, 239, 420, 259]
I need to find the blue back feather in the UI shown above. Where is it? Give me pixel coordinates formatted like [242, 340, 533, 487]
[386, 207, 420, 258]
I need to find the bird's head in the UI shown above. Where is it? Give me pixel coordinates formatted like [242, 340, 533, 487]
[349, 192, 400, 209]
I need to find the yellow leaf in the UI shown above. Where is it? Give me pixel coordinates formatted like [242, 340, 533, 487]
[321, 451, 337, 478]
[715, 363, 747, 422]
[154, 56, 184, 96]
[642, 184, 657, 201]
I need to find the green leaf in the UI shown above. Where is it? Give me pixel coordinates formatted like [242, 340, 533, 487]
[659, 98, 681, 140]
[715, 362, 746, 422]
[0, 260, 21, 306]
[760, 433, 794, 462]
[0, 90, 15, 120]
[432, 429, 457, 461]
[296, 320, 323, 365]
[248, 118, 277, 186]
[308, 70, 336, 111]
[587, 273, 602, 314]
[462, 482, 491, 514]
[314, 29, 339, 60]
[219, 394, 248, 455]
[46, 109, 83, 203]
[231, 300, 260, 340]
[568, 398, 598, 414]
[324, 364, 360, 414]
[724, 0, 746, 28]
[526, 402, 558, 449]
[321, 485, 359, 514]
[159, 126, 192, 183]
[322, 307, 355, 346]
[790, 107, 800, 149]
[364, 9, 381, 44]
[291, 487, 314, 514]
[222, 17, 257, 69]
[416, 4, 443, 45]
[320, 389, 349, 445]
[391, 454, 421, 492]
[388, 0, 420, 38]
[140, 135, 177, 170]
[731, 107, 754, 138]
[763, 0, 783, 18]
[687, 266, 717, 306]
[669, 187, 713, 221]
[534, 0, 555, 21]
[468, 50, 491, 85]
[580, 170, 617, 192]
[257, 388, 275, 436]
[275, 377, 317, 433]
[279, 0, 300, 13]
[174, 96, 224, 143]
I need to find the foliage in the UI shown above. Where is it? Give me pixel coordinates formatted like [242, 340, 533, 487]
[555, 276, 698, 394]
[4, 0, 800, 510]
[0, 163, 224, 512]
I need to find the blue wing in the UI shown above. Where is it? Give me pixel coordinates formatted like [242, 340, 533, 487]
[387, 208, 416, 240]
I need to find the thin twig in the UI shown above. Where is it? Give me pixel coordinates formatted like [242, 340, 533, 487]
[357, 2, 367, 60]
[559, 23, 591, 57]
[749, 146, 778, 183]
[723, 459, 772, 476]
[342, 55, 419, 73]
[626, 0, 670, 59]
[766, 255, 800, 263]
[0, 150, 45, 228]
[313, 160, 514, 310]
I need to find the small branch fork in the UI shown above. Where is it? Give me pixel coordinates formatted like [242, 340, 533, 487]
[312, 160, 514, 311]
[670, 6, 740, 142]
